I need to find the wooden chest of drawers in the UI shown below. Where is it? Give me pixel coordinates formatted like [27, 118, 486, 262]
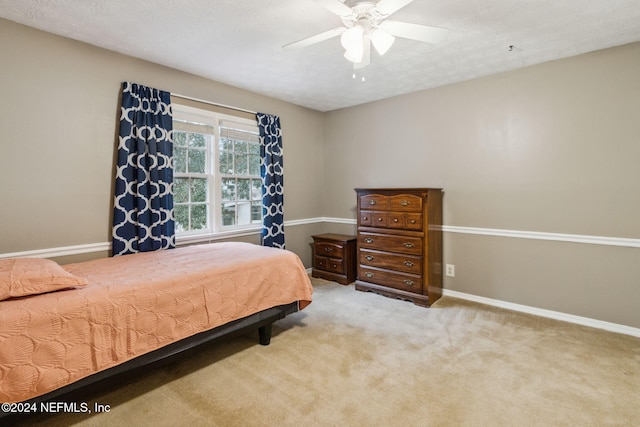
[311, 234, 357, 285]
[355, 188, 443, 307]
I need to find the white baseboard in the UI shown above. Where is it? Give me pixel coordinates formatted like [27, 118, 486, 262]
[442, 289, 640, 338]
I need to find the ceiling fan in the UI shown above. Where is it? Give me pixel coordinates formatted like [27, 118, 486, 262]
[283, 0, 448, 69]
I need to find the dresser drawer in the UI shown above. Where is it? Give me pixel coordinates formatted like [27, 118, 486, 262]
[359, 232, 423, 255]
[359, 249, 422, 275]
[315, 256, 344, 274]
[389, 194, 423, 212]
[359, 211, 391, 227]
[370, 211, 388, 227]
[387, 212, 423, 231]
[359, 194, 389, 210]
[359, 210, 373, 226]
[315, 240, 345, 259]
[359, 267, 422, 293]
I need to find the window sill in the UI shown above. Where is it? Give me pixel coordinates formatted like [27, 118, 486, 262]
[175, 227, 262, 247]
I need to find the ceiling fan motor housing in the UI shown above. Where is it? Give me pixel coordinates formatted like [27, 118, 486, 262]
[341, 2, 386, 29]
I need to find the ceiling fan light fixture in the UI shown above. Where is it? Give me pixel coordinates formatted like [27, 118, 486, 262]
[340, 25, 364, 51]
[286, 0, 448, 69]
[344, 46, 363, 63]
[370, 28, 395, 56]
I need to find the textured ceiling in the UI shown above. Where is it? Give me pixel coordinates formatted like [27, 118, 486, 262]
[1, 0, 640, 112]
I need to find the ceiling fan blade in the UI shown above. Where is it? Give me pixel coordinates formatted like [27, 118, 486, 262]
[311, 0, 354, 17]
[378, 20, 448, 44]
[283, 27, 346, 50]
[375, 0, 415, 16]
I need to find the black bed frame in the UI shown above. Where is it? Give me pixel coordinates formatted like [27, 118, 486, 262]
[1, 301, 299, 422]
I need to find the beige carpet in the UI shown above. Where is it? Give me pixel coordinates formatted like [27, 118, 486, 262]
[14, 278, 640, 426]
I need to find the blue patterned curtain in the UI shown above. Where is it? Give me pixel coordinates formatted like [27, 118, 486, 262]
[256, 113, 285, 248]
[113, 82, 174, 256]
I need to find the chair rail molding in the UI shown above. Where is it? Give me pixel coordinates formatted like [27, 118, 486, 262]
[442, 225, 640, 248]
[0, 242, 112, 259]
[2, 217, 639, 337]
[3, 218, 639, 259]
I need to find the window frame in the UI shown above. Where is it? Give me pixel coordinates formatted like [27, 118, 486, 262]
[172, 103, 262, 244]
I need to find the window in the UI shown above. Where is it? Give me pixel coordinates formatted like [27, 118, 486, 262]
[172, 104, 262, 239]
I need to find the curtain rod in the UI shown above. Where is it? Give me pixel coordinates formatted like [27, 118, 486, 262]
[171, 93, 257, 115]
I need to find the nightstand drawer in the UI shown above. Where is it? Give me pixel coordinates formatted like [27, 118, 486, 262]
[315, 256, 344, 274]
[315, 241, 345, 259]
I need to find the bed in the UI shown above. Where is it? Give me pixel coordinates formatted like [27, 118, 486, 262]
[0, 242, 313, 408]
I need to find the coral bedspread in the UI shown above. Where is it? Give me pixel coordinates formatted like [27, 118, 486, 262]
[0, 242, 313, 403]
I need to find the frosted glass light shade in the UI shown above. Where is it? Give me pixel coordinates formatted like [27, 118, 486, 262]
[342, 25, 364, 63]
[341, 25, 364, 51]
[370, 29, 395, 55]
[344, 46, 363, 63]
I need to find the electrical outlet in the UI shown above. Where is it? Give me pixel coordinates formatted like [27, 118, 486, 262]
[445, 264, 455, 277]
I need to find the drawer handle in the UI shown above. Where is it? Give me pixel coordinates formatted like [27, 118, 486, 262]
[364, 272, 374, 278]
[364, 238, 374, 244]
[362, 216, 368, 221]
[410, 220, 416, 224]
[377, 217, 384, 222]
[332, 264, 337, 268]
[404, 261, 414, 267]
[403, 242, 414, 248]
[403, 279, 415, 286]
[365, 255, 374, 261]
[400, 200, 410, 206]
[324, 247, 333, 252]
[369, 200, 376, 205]
[393, 218, 399, 223]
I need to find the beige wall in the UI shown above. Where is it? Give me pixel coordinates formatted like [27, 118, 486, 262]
[2, 18, 639, 328]
[323, 42, 640, 328]
[0, 19, 325, 263]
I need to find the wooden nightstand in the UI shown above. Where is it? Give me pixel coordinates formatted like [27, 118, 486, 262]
[311, 234, 357, 285]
